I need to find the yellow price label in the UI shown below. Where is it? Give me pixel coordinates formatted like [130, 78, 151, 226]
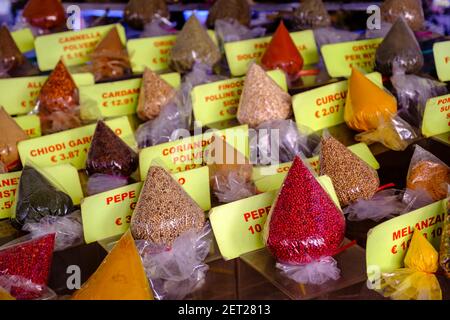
[433, 41, 450, 82]
[11, 28, 34, 53]
[14, 114, 41, 138]
[422, 94, 450, 137]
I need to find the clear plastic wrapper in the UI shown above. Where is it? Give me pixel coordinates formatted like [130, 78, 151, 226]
[381, 0, 425, 31]
[237, 63, 292, 128]
[71, 231, 153, 300]
[136, 223, 212, 300]
[319, 133, 380, 207]
[365, 21, 393, 39]
[131, 164, 205, 247]
[0, 233, 55, 300]
[22, 211, 83, 252]
[375, 17, 424, 75]
[124, 0, 170, 30]
[0, 161, 6, 174]
[404, 145, 450, 203]
[206, 0, 251, 28]
[0, 275, 56, 300]
[292, 0, 331, 30]
[263, 155, 345, 284]
[0, 106, 28, 172]
[249, 119, 319, 165]
[169, 15, 221, 74]
[313, 28, 359, 49]
[215, 19, 265, 44]
[91, 27, 132, 82]
[440, 190, 450, 278]
[379, 230, 441, 300]
[35, 59, 81, 135]
[86, 174, 129, 196]
[11, 165, 74, 229]
[140, 16, 176, 38]
[22, 0, 66, 31]
[276, 257, 340, 285]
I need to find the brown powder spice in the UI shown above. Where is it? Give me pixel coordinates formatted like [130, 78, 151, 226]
[407, 160, 450, 202]
[131, 166, 205, 246]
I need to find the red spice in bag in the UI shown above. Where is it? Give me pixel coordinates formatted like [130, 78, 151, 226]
[261, 21, 304, 78]
[22, 0, 66, 30]
[265, 156, 345, 264]
[0, 234, 55, 299]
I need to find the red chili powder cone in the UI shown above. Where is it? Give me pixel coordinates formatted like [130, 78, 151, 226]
[0, 234, 55, 299]
[264, 156, 345, 264]
[22, 0, 66, 30]
[261, 21, 304, 77]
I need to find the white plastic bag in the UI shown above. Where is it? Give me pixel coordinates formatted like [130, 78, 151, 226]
[276, 257, 340, 285]
[136, 223, 212, 300]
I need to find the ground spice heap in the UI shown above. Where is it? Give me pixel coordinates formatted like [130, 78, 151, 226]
[440, 200, 450, 278]
[91, 27, 131, 82]
[124, 0, 170, 30]
[131, 166, 205, 246]
[293, 0, 331, 29]
[344, 67, 397, 132]
[261, 21, 304, 79]
[137, 68, 176, 121]
[169, 15, 221, 73]
[381, 0, 425, 31]
[320, 135, 380, 207]
[407, 161, 450, 202]
[0, 106, 28, 172]
[0, 234, 55, 300]
[0, 26, 38, 77]
[376, 17, 423, 75]
[72, 231, 153, 300]
[86, 121, 138, 177]
[37, 59, 81, 134]
[206, 0, 251, 28]
[22, 0, 66, 30]
[264, 156, 345, 264]
[237, 63, 292, 128]
[12, 166, 74, 229]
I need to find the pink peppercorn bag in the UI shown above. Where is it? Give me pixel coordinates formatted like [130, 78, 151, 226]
[263, 155, 346, 284]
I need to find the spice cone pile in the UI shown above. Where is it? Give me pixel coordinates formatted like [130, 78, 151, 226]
[261, 20, 304, 77]
[264, 156, 345, 264]
[293, 0, 331, 29]
[169, 15, 221, 73]
[22, 0, 66, 30]
[131, 166, 205, 246]
[92, 27, 131, 82]
[407, 161, 450, 202]
[72, 231, 154, 300]
[237, 63, 292, 128]
[0, 106, 28, 172]
[0, 234, 55, 300]
[206, 0, 251, 28]
[320, 135, 380, 207]
[86, 121, 138, 177]
[381, 0, 425, 31]
[344, 67, 397, 132]
[376, 17, 423, 75]
[124, 0, 170, 30]
[137, 68, 176, 121]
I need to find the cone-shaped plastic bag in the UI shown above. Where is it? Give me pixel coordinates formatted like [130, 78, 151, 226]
[71, 231, 154, 300]
[0, 233, 55, 300]
[381, 0, 425, 31]
[37, 59, 81, 134]
[0, 26, 38, 77]
[204, 135, 255, 203]
[379, 230, 442, 300]
[293, 0, 332, 30]
[319, 134, 379, 207]
[169, 15, 221, 73]
[131, 165, 205, 246]
[405, 145, 450, 202]
[0, 106, 28, 172]
[86, 120, 138, 177]
[206, 0, 251, 28]
[237, 63, 292, 128]
[261, 21, 304, 79]
[344, 67, 397, 132]
[22, 0, 66, 30]
[440, 192, 450, 278]
[11, 166, 74, 229]
[263, 156, 345, 264]
[376, 18, 423, 75]
[124, 0, 170, 30]
[91, 27, 131, 82]
[137, 68, 176, 121]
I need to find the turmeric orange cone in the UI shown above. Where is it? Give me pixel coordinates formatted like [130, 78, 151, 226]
[71, 231, 154, 300]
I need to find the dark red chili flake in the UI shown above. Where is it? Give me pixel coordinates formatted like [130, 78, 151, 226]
[265, 156, 345, 264]
[86, 120, 138, 177]
[0, 233, 55, 300]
